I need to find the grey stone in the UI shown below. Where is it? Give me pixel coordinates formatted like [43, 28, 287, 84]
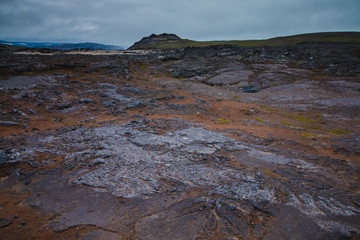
[241, 86, 258, 93]
[0, 150, 7, 166]
[0, 218, 13, 228]
[49, 220, 69, 232]
[0, 75, 46, 90]
[206, 70, 252, 86]
[82, 230, 121, 240]
[0, 121, 19, 126]
[57, 102, 72, 110]
[79, 98, 95, 104]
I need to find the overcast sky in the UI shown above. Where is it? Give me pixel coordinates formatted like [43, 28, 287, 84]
[0, 0, 359, 47]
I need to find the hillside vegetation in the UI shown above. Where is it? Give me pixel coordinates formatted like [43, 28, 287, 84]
[131, 32, 360, 49]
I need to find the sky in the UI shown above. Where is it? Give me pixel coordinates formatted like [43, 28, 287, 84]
[0, 0, 359, 47]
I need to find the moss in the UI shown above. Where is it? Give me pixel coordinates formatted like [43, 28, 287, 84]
[328, 129, 353, 135]
[263, 170, 289, 182]
[264, 107, 278, 113]
[255, 117, 264, 122]
[138, 64, 147, 69]
[46, 116, 55, 121]
[291, 115, 313, 124]
[280, 190, 289, 196]
[300, 132, 314, 138]
[217, 118, 229, 124]
[23, 72, 35, 76]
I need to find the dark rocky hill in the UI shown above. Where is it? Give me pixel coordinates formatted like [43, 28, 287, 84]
[128, 33, 182, 49]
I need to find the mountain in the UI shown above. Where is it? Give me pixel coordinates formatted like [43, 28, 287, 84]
[128, 32, 360, 50]
[128, 33, 183, 50]
[0, 40, 124, 50]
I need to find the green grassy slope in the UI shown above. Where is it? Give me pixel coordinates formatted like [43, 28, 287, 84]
[132, 32, 360, 49]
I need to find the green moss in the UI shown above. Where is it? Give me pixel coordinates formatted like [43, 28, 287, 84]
[263, 170, 289, 182]
[23, 72, 35, 76]
[280, 190, 289, 196]
[255, 117, 264, 122]
[291, 115, 313, 124]
[328, 129, 353, 135]
[138, 64, 147, 69]
[46, 116, 53, 121]
[264, 107, 278, 113]
[300, 132, 314, 138]
[217, 118, 229, 124]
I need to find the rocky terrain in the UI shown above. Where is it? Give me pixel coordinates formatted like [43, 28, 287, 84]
[0, 37, 360, 239]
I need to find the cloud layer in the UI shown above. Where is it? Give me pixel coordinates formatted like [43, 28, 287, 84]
[1, 0, 359, 46]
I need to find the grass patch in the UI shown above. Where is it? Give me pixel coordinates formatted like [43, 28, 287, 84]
[217, 118, 229, 124]
[263, 170, 289, 182]
[288, 115, 314, 124]
[138, 64, 147, 69]
[45, 116, 55, 121]
[280, 121, 296, 127]
[328, 129, 353, 135]
[131, 32, 360, 49]
[300, 132, 314, 138]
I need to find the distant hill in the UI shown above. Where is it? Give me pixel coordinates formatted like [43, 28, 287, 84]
[128, 32, 360, 50]
[49, 42, 124, 50]
[0, 40, 124, 50]
[128, 33, 182, 50]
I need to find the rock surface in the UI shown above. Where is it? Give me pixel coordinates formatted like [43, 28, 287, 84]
[0, 41, 359, 239]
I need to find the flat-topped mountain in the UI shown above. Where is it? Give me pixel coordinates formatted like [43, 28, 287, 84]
[128, 33, 183, 50]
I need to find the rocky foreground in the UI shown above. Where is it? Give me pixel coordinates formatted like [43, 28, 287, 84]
[0, 42, 360, 239]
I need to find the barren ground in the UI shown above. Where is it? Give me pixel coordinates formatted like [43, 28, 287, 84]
[0, 43, 360, 239]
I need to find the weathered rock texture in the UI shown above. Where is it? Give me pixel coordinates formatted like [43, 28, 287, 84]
[0, 41, 360, 239]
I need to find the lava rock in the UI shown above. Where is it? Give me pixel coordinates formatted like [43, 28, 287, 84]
[206, 70, 252, 86]
[0, 150, 8, 166]
[57, 102, 72, 110]
[82, 230, 120, 240]
[0, 121, 19, 126]
[241, 86, 259, 93]
[0, 218, 13, 228]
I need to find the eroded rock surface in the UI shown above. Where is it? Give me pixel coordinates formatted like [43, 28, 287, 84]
[1, 42, 360, 239]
